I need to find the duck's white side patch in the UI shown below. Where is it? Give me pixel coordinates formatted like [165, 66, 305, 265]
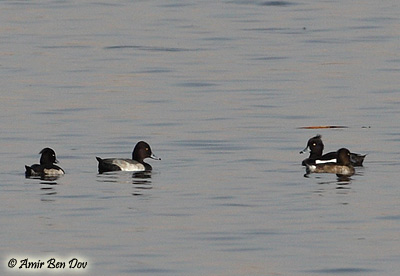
[315, 158, 336, 164]
[43, 168, 65, 176]
[112, 159, 145, 172]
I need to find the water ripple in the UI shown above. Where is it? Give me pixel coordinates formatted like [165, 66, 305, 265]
[104, 45, 198, 52]
[304, 268, 379, 274]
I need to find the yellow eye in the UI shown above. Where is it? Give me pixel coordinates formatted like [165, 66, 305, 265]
[146, 148, 149, 151]
[312, 143, 316, 146]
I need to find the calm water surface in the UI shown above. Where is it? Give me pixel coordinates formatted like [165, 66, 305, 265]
[1, 0, 400, 275]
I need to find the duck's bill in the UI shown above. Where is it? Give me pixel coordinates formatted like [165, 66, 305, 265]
[150, 153, 161, 160]
[299, 146, 309, 154]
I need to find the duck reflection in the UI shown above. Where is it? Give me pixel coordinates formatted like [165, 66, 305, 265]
[312, 176, 352, 196]
[307, 174, 353, 187]
[26, 173, 63, 182]
[315, 178, 351, 186]
[336, 175, 352, 183]
[96, 171, 154, 196]
[39, 181, 58, 201]
[132, 172, 153, 196]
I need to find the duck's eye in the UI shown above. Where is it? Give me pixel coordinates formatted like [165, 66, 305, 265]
[146, 148, 149, 151]
[312, 143, 316, 146]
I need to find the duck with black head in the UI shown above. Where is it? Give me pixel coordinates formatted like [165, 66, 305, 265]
[25, 148, 65, 178]
[96, 141, 161, 174]
[300, 135, 366, 166]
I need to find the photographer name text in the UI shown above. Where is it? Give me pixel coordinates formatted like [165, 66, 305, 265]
[8, 257, 88, 271]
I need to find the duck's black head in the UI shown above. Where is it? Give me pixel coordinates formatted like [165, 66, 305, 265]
[336, 148, 352, 166]
[132, 141, 161, 163]
[300, 135, 324, 158]
[39, 148, 58, 165]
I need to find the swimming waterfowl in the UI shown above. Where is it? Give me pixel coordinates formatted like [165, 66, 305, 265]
[305, 148, 355, 176]
[96, 141, 160, 173]
[300, 135, 366, 166]
[25, 148, 65, 178]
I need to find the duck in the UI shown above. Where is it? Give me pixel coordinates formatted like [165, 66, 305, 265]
[300, 135, 366, 166]
[96, 141, 160, 173]
[305, 148, 355, 176]
[25, 148, 65, 178]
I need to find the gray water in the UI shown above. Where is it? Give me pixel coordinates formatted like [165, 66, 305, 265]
[1, 0, 400, 275]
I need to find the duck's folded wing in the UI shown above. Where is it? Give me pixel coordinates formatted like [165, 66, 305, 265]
[96, 157, 122, 173]
[111, 159, 146, 172]
[315, 152, 337, 164]
[25, 164, 41, 177]
[96, 157, 145, 173]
